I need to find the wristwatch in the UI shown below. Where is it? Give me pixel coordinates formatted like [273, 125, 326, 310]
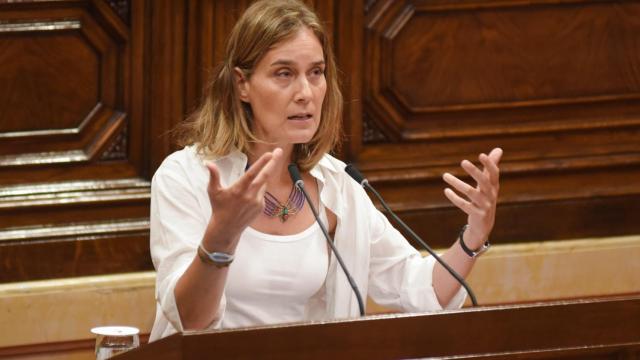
[197, 244, 234, 268]
[458, 224, 490, 258]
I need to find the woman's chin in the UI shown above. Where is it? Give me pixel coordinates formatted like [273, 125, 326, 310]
[284, 129, 317, 145]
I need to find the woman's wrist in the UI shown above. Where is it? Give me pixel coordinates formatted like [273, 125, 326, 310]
[461, 224, 489, 251]
[201, 217, 241, 254]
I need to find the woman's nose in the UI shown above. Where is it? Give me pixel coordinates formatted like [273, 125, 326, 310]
[294, 77, 312, 103]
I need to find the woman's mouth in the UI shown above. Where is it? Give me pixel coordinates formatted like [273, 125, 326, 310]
[287, 113, 313, 120]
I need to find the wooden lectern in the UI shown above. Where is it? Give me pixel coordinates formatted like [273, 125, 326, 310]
[115, 295, 640, 359]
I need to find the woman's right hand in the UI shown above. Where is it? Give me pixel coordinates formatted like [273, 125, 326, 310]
[203, 148, 283, 252]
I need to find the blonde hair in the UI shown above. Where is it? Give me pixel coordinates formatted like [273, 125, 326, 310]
[176, 0, 343, 171]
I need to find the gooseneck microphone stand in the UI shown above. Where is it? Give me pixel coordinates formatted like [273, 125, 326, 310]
[345, 164, 478, 307]
[288, 164, 365, 316]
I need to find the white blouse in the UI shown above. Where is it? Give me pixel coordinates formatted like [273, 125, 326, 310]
[149, 146, 466, 341]
[223, 204, 329, 329]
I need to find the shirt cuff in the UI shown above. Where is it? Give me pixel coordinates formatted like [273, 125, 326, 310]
[442, 284, 467, 310]
[159, 266, 227, 332]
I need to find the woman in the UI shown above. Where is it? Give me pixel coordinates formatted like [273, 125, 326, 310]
[149, 0, 502, 341]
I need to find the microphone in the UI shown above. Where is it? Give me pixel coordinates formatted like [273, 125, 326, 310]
[344, 164, 479, 307]
[288, 164, 365, 316]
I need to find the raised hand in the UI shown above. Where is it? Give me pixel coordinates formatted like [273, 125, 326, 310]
[203, 148, 283, 252]
[442, 148, 503, 249]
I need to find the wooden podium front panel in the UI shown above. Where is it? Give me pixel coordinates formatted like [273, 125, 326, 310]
[115, 295, 640, 359]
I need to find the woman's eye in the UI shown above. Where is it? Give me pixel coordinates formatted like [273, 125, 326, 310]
[276, 70, 292, 78]
[312, 68, 325, 76]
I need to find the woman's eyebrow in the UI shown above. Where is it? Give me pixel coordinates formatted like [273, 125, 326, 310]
[270, 59, 325, 67]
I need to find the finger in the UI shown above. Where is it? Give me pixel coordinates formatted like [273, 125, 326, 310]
[444, 188, 476, 215]
[254, 183, 269, 206]
[442, 173, 482, 204]
[461, 159, 490, 190]
[488, 147, 503, 165]
[236, 151, 274, 189]
[249, 148, 283, 190]
[206, 162, 223, 193]
[479, 153, 500, 186]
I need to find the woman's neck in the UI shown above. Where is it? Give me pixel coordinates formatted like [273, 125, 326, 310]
[248, 143, 295, 186]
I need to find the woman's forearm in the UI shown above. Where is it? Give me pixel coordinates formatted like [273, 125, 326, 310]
[432, 238, 477, 307]
[174, 218, 241, 330]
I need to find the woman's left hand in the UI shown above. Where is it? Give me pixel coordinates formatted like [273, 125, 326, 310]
[442, 148, 503, 249]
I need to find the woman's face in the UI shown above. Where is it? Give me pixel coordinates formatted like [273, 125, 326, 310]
[237, 27, 327, 147]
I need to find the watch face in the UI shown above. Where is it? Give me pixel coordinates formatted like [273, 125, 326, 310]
[210, 252, 234, 263]
[474, 242, 491, 257]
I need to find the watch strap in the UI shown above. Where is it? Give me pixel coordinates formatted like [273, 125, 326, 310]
[458, 224, 490, 258]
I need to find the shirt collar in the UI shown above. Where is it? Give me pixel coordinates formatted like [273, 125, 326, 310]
[208, 148, 344, 219]
[309, 153, 338, 184]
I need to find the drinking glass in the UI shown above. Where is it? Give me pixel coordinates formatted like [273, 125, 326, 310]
[90, 326, 140, 360]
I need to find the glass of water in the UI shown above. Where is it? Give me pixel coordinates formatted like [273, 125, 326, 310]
[91, 326, 140, 360]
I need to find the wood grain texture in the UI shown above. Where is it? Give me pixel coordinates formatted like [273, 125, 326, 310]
[0, 0, 131, 163]
[351, 0, 640, 243]
[0, 220, 151, 282]
[0, 0, 149, 282]
[2, 0, 639, 282]
[0, 27, 98, 132]
[115, 295, 640, 359]
[364, 0, 640, 140]
[0, 335, 149, 359]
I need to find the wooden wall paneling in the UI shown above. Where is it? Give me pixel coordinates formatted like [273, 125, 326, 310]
[211, 0, 252, 66]
[0, 0, 153, 282]
[184, 0, 213, 115]
[334, 0, 364, 160]
[146, 0, 186, 172]
[365, 0, 640, 139]
[0, 1, 132, 159]
[183, 0, 252, 116]
[356, 0, 640, 244]
[0, 222, 151, 282]
[129, 0, 147, 178]
[1, 0, 637, 282]
[147, 0, 254, 168]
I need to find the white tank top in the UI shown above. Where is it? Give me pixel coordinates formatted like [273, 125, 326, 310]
[222, 203, 329, 329]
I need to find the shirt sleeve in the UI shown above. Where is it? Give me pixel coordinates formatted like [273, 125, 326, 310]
[366, 204, 467, 312]
[150, 158, 226, 332]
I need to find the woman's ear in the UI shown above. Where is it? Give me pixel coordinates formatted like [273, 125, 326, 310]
[234, 67, 250, 102]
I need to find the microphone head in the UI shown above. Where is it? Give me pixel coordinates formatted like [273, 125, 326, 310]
[344, 164, 368, 186]
[287, 163, 304, 188]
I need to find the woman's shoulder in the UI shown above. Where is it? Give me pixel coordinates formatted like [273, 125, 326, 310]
[154, 145, 203, 177]
[153, 145, 246, 189]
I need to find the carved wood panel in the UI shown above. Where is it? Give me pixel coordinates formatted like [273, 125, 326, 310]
[352, 0, 640, 246]
[0, 0, 151, 282]
[364, 0, 640, 142]
[0, 0, 346, 282]
[2, 0, 639, 282]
